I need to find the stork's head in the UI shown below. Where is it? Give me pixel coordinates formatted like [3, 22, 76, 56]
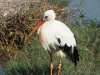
[42, 10, 56, 21]
[28, 10, 56, 37]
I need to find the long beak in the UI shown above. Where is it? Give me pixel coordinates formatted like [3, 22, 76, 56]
[28, 20, 45, 37]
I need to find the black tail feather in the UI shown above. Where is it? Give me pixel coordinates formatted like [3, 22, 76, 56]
[73, 47, 79, 66]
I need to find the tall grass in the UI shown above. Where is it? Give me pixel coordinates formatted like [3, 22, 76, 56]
[5, 22, 100, 75]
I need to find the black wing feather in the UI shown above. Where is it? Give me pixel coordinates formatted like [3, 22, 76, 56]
[57, 38, 79, 66]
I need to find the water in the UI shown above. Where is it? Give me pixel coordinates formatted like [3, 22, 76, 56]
[69, 0, 100, 20]
[0, 65, 5, 75]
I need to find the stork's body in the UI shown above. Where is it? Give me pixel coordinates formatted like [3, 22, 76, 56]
[28, 10, 79, 75]
[38, 20, 76, 58]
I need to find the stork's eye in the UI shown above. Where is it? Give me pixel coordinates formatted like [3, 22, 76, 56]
[45, 16, 48, 18]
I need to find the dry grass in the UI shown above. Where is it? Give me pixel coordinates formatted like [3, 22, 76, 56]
[0, 1, 63, 64]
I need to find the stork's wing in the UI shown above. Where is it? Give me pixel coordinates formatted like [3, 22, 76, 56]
[54, 21, 79, 66]
[57, 36, 79, 66]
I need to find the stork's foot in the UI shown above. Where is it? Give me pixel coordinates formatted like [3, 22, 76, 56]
[50, 63, 53, 75]
[58, 64, 61, 75]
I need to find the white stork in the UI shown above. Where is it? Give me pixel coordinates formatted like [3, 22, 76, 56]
[28, 10, 79, 75]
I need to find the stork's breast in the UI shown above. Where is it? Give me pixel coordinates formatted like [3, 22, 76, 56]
[38, 28, 46, 46]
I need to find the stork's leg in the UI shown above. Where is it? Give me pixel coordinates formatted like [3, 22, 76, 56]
[57, 57, 62, 75]
[50, 53, 53, 75]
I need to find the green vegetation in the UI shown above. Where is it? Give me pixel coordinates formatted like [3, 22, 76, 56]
[0, 1, 100, 75]
[5, 22, 100, 75]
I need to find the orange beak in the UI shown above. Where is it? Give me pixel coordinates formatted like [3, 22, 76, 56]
[28, 20, 45, 37]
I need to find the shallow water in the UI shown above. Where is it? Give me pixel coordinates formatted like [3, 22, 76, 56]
[69, 0, 100, 20]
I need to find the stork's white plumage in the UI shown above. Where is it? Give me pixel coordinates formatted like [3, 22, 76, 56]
[28, 10, 79, 75]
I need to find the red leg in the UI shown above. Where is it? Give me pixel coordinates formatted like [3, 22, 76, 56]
[50, 53, 53, 75]
[58, 57, 62, 75]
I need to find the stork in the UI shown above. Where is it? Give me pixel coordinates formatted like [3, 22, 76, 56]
[28, 10, 79, 75]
